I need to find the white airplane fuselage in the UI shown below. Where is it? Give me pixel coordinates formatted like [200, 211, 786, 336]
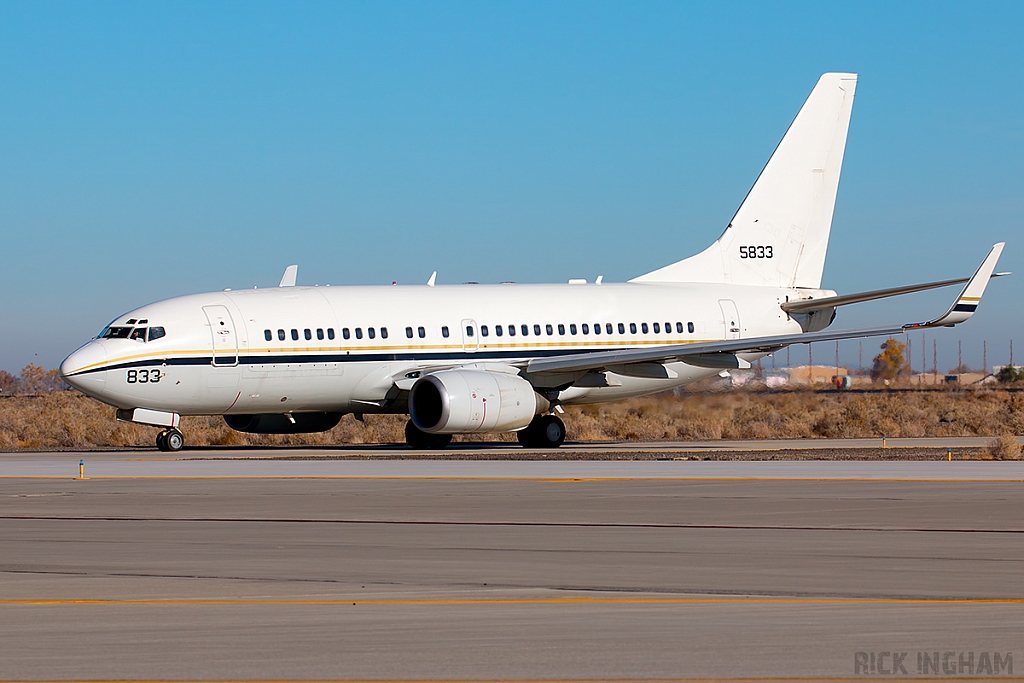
[61, 281, 818, 416]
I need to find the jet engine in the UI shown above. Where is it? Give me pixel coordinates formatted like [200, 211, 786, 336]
[224, 412, 343, 434]
[409, 369, 540, 434]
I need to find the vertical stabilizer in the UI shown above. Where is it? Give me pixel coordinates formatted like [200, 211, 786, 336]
[631, 73, 857, 288]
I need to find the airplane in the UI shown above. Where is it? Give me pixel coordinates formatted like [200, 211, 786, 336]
[59, 72, 1006, 452]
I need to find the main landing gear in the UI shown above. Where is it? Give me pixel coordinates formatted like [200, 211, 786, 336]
[517, 414, 566, 449]
[156, 428, 184, 452]
[405, 420, 453, 450]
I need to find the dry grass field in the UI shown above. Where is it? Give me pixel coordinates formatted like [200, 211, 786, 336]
[0, 388, 1021, 452]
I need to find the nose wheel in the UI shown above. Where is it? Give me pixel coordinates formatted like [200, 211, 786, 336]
[156, 429, 184, 452]
[517, 414, 566, 449]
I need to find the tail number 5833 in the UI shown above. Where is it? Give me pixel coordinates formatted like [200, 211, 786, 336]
[739, 246, 773, 258]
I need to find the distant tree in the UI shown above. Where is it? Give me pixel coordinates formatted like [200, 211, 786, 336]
[871, 339, 910, 382]
[997, 365, 1024, 384]
[948, 364, 978, 375]
[0, 370, 20, 394]
[20, 364, 65, 393]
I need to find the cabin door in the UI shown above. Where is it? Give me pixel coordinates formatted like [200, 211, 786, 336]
[719, 300, 741, 340]
[203, 305, 239, 366]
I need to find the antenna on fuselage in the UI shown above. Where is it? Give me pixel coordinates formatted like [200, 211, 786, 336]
[279, 265, 298, 287]
[426, 271, 437, 287]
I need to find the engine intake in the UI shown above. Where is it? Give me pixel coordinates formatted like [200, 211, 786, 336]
[409, 369, 539, 434]
[224, 412, 343, 434]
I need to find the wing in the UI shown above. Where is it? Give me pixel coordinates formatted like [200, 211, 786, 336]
[527, 243, 1005, 375]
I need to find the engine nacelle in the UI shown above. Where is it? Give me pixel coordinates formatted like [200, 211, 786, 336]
[224, 412, 343, 434]
[409, 369, 539, 434]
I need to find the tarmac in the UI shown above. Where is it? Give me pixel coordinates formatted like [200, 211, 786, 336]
[1, 447, 1022, 681]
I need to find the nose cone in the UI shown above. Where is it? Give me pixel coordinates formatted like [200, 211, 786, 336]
[60, 342, 107, 391]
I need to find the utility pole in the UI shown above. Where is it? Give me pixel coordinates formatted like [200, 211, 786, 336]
[808, 344, 813, 386]
[933, 339, 937, 383]
[1011, 340, 1014, 367]
[958, 340, 962, 374]
[908, 336, 913, 377]
[922, 333, 926, 378]
[984, 340, 988, 376]
[835, 341, 839, 380]
[859, 341, 863, 374]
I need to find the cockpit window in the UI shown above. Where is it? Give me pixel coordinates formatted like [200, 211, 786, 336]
[148, 327, 166, 342]
[129, 328, 147, 341]
[100, 326, 132, 339]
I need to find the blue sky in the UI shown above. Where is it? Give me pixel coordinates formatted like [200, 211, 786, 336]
[1, 1, 1021, 373]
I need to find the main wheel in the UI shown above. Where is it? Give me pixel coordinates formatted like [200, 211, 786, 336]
[164, 429, 185, 452]
[518, 414, 566, 449]
[405, 420, 452, 450]
[155, 431, 168, 451]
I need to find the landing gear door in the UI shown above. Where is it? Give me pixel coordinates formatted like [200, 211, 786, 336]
[461, 319, 479, 353]
[203, 305, 239, 366]
[719, 299, 741, 340]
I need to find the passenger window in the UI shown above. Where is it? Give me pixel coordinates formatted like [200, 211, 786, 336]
[406, 327, 413, 338]
[495, 325, 503, 337]
[534, 324, 541, 336]
[606, 323, 613, 334]
[465, 326, 474, 337]
[278, 329, 286, 341]
[558, 324, 565, 335]
[545, 324, 553, 336]
[688, 322, 695, 333]
[381, 327, 388, 339]
[148, 327, 166, 342]
[569, 324, 576, 335]
[582, 323, 589, 335]
[521, 324, 528, 336]
[594, 323, 601, 335]
[653, 322, 660, 333]
[618, 323, 625, 334]
[442, 326, 449, 338]
[264, 329, 272, 342]
[291, 329, 299, 341]
[665, 322, 672, 333]
[418, 326, 425, 338]
[130, 328, 146, 341]
[629, 323, 636, 334]
[355, 328, 363, 339]
[368, 328, 375, 339]
[508, 325, 516, 336]
[328, 328, 335, 340]
[317, 328, 324, 340]
[676, 322, 684, 333]
[304, 329, 312, 340]
[641, 323, 648, 334]
[480, 325, 488, 337]
[343, 328, 350, 339]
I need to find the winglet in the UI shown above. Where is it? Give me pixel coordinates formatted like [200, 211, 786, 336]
[279, 265, 298, 287]
[426, 271, 437, 287]
[904, 243, 1005, 330]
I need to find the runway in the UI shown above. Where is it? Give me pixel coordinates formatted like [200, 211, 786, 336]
[2, 456, 1023, 681]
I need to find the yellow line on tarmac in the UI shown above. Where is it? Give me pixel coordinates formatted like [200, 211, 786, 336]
[0, 677, 1022, 683]
[4, 596, 1024, 606]
[2, 475, 1024, 484]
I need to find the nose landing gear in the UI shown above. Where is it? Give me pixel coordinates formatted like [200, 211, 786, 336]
[156, 429, 184, 452]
